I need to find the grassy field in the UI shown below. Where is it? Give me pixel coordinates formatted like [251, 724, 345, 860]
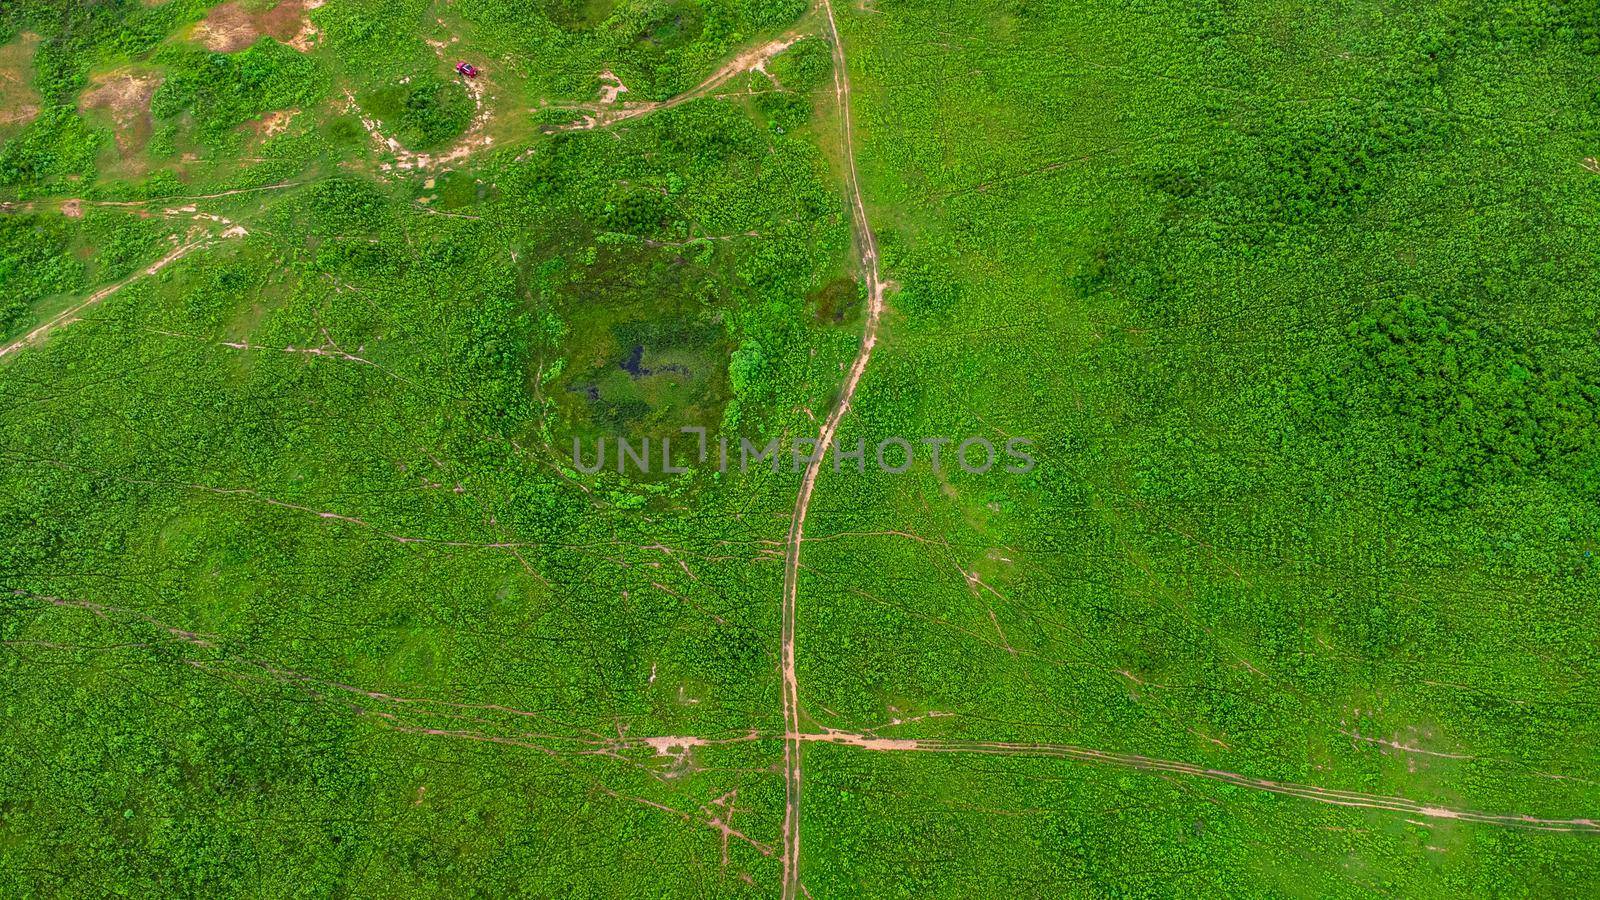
[3, 0, 1599, 895]
[795, 0, 1600, 893]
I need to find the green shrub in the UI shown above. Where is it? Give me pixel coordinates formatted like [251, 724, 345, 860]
[0, 213, 84, 336]
[0, 105, 102, 187]
[151, 41, 329, 146]
[360, 75, 473, 151]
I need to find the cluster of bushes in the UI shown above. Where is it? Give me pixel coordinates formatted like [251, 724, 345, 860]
[304, 174, 392, 235]
[1298, 292, 1600, 508]
[359, 75, 473, 152]
[767, 36, 831, 92]
[0, 213, 83, 336]
[3, 0, 207, 103]
[0, 105, 101, 188]
[456, 270, 536, 436]
[1481, 0, 1600, 54]
[151, 41, 329, 146]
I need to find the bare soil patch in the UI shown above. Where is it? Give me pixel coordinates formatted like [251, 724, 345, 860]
[251, 107, 299, 140]
[0, 32, 41, 130]
[194, 3, 261, 52]
[193, 0, 321, 53]
[79, 69, 162, 157]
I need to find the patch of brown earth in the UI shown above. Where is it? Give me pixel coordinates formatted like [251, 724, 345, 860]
[251, 108, 299, 140]
[257, 0, 308, 40]
[0, 32, 41, 130]
[193, 0, 321, 54]
[193, 3, 260, 52]
[79, 69, 162, 157]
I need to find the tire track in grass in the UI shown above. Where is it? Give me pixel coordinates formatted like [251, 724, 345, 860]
[795, 731, 1600, 833]
[0, 227, 243, 360]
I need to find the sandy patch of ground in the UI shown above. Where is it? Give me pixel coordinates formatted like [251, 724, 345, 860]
[288, 0, 326, 52]
[193, 2, 264, 52]
[192, 0, 322, 53]
[79, 69, 162, 157]
[0, 32, 41, 130]
[597, 70, 630, 104]
[251, 108, 299, 140]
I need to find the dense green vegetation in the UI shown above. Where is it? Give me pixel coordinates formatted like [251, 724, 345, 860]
[3, 0, 1599, 895]
[0, 213, 80, 334]
[358, 74, 472, 150]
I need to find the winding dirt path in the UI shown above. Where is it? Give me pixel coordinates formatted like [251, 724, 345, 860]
[0, 192, 268, 361]
[781, 2, 889, 896]
[1, 181, 302, 217]
[549, 32, 806, 132]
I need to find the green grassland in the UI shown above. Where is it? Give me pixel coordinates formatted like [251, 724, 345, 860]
[1, 0, 839, 894]
[799, 0, 1600, 894]
[3, 0, 1600, 896]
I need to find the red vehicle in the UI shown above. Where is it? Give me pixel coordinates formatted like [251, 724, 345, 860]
[455, 61, 479, 78]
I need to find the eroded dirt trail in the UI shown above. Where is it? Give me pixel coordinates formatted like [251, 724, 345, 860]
[781, 2, 889, 896]
[0, 194, 268, 361]
[549, 32, 806, 132]
[7, 589, 775, 866]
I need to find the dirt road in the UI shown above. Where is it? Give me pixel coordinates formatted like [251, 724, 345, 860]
[780, 2, 890, 896]
[19, 586, 1599, 872]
